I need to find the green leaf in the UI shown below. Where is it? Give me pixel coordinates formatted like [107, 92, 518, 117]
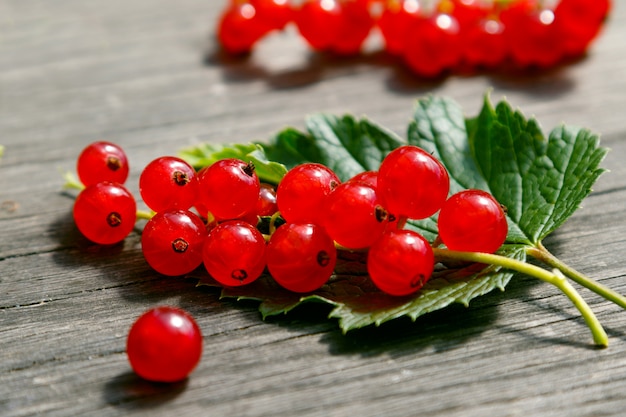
[184, 94, 609, 333]
[178, 142, 288, 185]
[196, 245, 525, 333]
[263, 114, 405, 181]
[472, 97, 608, 244]
[407, 95, 608, 245]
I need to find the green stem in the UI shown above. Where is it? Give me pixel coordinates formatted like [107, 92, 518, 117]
[433, 248, 609, 347]
[527, 242, 626, 310]
[62, 171, 85, 191]
[136, 210, 154, 221]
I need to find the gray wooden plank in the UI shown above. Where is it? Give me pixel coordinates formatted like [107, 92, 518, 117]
[2, 0, 626, 416]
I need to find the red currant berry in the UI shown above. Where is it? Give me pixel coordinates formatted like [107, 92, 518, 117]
[403, 13, 462, 77]
[141, 210, 207, 276]
[377, 145, 449, 220]
[139, 156, 198, 213]
[276, 163, 340, 225]
[437, 189, 508, 253]
[256, 183, 278, 216]
[294, 0, 343, 51]
[202, 220, 266, 287]
[127, 306, 202, 383]
[267, 223, 337, 293]
[323, 182, 389, 249]
[332, 0, 375, 55]
[461, 17, 507, 69]
[553, 0, 611, 57]
[252, 0, 293, 31]
[367, 229, 434, 296]
[501, 2, 564, 68]
[76, 141, 129, 186]
[73, 182, 136, 245]
[450, 0, 487, 29]
[348, 170, 378, 188]
[217, 2, 271, 54]
[196, 158, 260, 221]
[378, 0, 422, 56]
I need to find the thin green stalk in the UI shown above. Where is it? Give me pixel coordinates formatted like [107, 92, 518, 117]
[527, 242, 626, 310]
[433, 248, 609, 347]
[62, 171, 85, 191]
[136, 210, 154, 221]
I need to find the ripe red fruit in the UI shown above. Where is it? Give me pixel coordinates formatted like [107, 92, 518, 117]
[553, 0, 611, 57]
[332, 0, 374, 55]
[276, 163, 340, 225]
[196, 158, 260, 221]
[437, 189, 508, 253]
[127, 306, 203, 382]
[141, 210, 207, 276]
[266, 223, 337, 293]
[323, 182, 389, 249]
[252, 0, 293, 31]
[294, 0, 343, 51]
[202, 220, 266, 287]
[367, 229, 434, 296]
[377, 145, 450, 220]
[139, 156, 198, 213]
[501, 2, 564, 68]
[76, 141, 129, 186]
[73, 182, 137, 245]
[217, 2, 271, 54]
[403, 13, 462, 77]
[378, 0, 422, 56]
[256, 183, 278, 216]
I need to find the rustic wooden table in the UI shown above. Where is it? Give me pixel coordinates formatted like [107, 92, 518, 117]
[2, 1, 626, 416]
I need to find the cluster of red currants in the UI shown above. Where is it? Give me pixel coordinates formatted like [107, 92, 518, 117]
[72, 141, 508, 298]
[217, 0, 611, 76]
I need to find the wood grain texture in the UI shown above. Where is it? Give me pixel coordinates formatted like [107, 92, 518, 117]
[2, 1, 626, 416]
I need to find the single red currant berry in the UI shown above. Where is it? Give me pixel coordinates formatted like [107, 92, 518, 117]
[141, 210, 207, 276]
[276, 163, 340, 225]
[323, 182, 389, 249]
[500, 1, 564, 68]
[196, 158, 260, 221]
[367, 229, 434, 296]
[553, 0, 611, 57]
[76, 141, 129, 186]
[294, 0, 343, 51]
[126, 306, 202, 383]
[252, 0, 293, 31]
[348, 170, 378, 188]
[378, 0, 422, 56]
[377, 145, 449, 220]
[217, 1, 272, 54]
[202, 220, 266, 287]
[437, 189, 508, 253]
[73, 182, 137, 245]
[461, 17, 507, 69]
[256, 183, 278, 216]
[267, 223, 337, 293]
[403, 13, 462, 77]
[139, 156, 198, 213]
[331, 0, 375, 55]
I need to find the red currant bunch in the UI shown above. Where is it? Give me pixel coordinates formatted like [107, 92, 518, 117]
[215, 0, 611, 76]
[70, 141, 509, 301]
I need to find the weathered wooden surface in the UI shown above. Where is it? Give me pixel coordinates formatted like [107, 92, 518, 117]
[2, 1, 626, 416]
